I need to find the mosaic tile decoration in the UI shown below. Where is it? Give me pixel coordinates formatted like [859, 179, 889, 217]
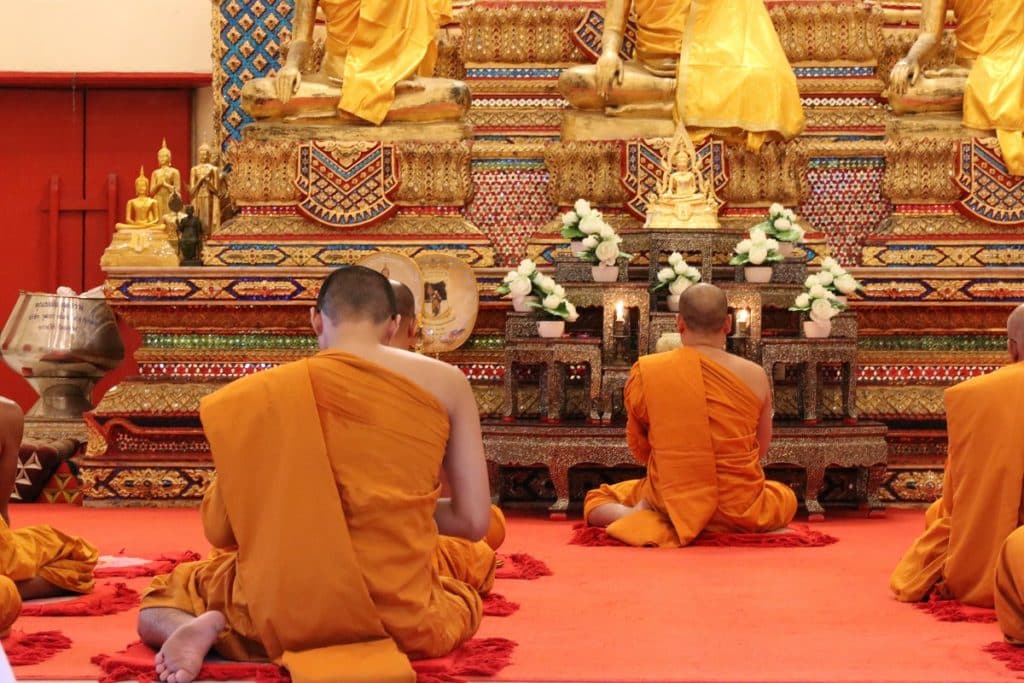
[798, 157, 890, 265]
[956, 139, 1024, 226]
[463, 167, 557, 266]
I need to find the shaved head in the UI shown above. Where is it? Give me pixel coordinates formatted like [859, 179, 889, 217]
[1008, 305, 1024, 362]
[679, 283, 729, 334]
[316, 265, 397, 324]
[390, 280, 416, 323]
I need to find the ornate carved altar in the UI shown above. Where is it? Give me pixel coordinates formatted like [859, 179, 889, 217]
[76, 0, 1024, 510]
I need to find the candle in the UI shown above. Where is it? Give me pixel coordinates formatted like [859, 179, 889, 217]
[735, 308, 750, 335]
[615, 301, 625, 322]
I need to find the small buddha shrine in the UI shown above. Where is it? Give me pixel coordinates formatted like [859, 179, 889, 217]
[3, 0, 1024, 679]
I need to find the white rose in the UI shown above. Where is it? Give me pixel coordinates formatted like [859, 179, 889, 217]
[835, 274, 858, 294]
[574, 198, 592, 216]
[673, 261, 688, 275]
[579, 214, 604, 235]
[766, 238, 779, 252]
[552, 284, 566, 298]
[748, 244, 768, 265]
[503, 270, 518, 283]
[508, 276, 532, 298]
[820, 257, 838, 271]
[774, 217, 792, 231]
[542, 293, 563, 310]
[686, 266, 702, 282]
[537, 275, 556, 293]
[667, 252, 684, 266]
[565, 302, 579, 322]
[658, 267, 675, 283]
[669, 278, 691, 295]
[810, 297, 837, 323]
[749, 227, 768, 243]
[832, 266, 848, 278]
[598, 224, 615, 239]
[582, 235, 599, 249]
[769, 202, 784, 217]
[795, 293, 811, 308]
[517, 259, 536, 276]
[561, 210, 578, 227]
[804, 274, 820, 288]
[809, 284, 828, 299]
[816, 270, 834, 286]
[595, 239, 620, 264]
[736, 239, 752, 255]
[784, 208, 796, 220]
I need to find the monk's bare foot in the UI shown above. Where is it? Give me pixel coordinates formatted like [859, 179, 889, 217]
[154, 611, 225, 683]
[1006, 634, 1024, 647]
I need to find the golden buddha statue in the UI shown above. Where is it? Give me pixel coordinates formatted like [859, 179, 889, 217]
[100, 169, 179, 268]
[887, 0, 1024, 174]
[189, 143, 221, 238]
[149, 139, 182, 218]
[558, 0, 804, 149]
[239, 0, 469, 125]
[645, 130, 720, 230]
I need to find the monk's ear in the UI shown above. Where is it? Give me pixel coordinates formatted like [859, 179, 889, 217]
[723, 314, 733, 336]
[675, 313, 686, 334]
[310, 307, 324, 336]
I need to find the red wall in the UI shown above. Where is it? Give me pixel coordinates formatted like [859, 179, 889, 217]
[0, 86, 193, 411]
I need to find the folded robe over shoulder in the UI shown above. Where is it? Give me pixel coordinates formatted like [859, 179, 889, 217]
[0, 518, 98, 636]
[891, 361, 1024, 607]
[143, 351, 491, 682]
[584, 347, 796, 547]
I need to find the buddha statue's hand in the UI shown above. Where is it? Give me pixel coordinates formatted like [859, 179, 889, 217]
[889, 58, 920, 95]
[275, 65, 302, 104]
[596, 51, 624, 101]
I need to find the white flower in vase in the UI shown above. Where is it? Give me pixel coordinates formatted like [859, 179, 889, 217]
[810, 297, 838, 323]
[542, 293, 563, 310]
[794, 292, 811, 309]
[508, 275, 533, 298]
[594, 238, 621, 265]
[561, 210, 578, 226]
[581, 235, 599, 250]
[835, 274, 859, 295]
[565, 302, 579, 322]
[668, 252, 684, 267]
[668, 278, 692, 295]
[517, 259, 537, 276]
[536, 274, 556, 293]
[816, 270, 835, 286]
[574, 198, 592, 216]
[657, 267, 676, 283]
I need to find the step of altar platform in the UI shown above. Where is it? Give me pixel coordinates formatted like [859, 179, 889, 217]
[482, 419, 888, 519]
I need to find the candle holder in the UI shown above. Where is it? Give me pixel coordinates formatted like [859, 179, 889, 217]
[611, 319, 629, 362]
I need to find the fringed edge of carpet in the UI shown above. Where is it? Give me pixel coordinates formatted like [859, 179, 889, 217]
[95, 551, 202, 579]
[92, 638, 517, 683]
[984, 641, 1024, 673]
[482, 592, 519, 617]
[916, 594, 997, 623]
[569, 523, 839, 548]
[495, 552, 552, 579]
[2, 630, 73, 666]
[20, 582, 140, 618]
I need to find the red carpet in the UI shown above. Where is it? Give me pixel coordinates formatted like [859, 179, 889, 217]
[2, 505, 1020, 681]
[20, 583, 139, 618]
[570, 522, 839, 547]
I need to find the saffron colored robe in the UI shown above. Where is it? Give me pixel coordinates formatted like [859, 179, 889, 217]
[584, 347, 796, 547]
[891, 361, 1024, 607]
[995, 527, 1024, 641]
[318, 0, 452, 124]
[142, 351, 498, 682]
[0, 519, 99, 636]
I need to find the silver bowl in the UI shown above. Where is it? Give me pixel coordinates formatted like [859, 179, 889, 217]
[1, 291, 125, 419]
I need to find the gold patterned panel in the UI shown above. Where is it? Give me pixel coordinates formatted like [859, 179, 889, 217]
[225, 138, 300, 204]
[544, 141, 627, 207]
[467, 108, 565, 132]
[460, 4, 589, 64]
[768, 1, 884, 65]
[883, 136, 960, 203]
[721, 140, 804, 206]
[93, 382, 225, 416]
[393, 142, 473, 205]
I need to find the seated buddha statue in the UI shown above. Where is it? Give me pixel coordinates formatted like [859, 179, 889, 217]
[887, 0, 1024, 174]
[240, 0, 469, 125]
[100, 170, 179, 268]
[645, 147, 719, 229]
[558, 0, 804, 150]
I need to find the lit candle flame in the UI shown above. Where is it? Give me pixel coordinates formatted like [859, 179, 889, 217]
[736, 308, 750, 324]
[615, 301, 625, 322]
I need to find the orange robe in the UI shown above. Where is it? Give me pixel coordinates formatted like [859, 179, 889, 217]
[891, 361, 1024, 607]
[995, 527, 1024, 641]
[0, 518, 99, 636]
[142, 351, 498, 682]
[583, 347, 796, 547]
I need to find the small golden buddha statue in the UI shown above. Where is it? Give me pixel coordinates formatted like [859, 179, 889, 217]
[150, 139, 181, 218]
[100, 169, 180, 268]
[644, 133, 720, 230]
[240, 0, 469, 125]
[887, 0, 1024, 174]
[189, 143, 221, 238]
[558, 0, 803, 148]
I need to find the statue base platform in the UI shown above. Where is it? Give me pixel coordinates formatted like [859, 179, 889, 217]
[561, 111, 674, 142]
[100, 230, 179, 268]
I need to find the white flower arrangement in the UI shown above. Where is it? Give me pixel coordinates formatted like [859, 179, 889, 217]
[816, 256, 863, 297]
[729, 227, 783, 266]
[652, 252, 702, 295]
[496, 258, 545, 299]
[790, 278, 844, 322]
[577, 222, 632, 266]
[530, 285, 580, 322]
[760, 203, 806, 243]
[561, 198, 601, 241]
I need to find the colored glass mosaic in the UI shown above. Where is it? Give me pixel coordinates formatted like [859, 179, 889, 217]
[859, 335, 1006, 352]
[144, 334, 317, 351]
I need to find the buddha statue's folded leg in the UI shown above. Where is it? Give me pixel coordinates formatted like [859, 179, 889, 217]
[337, 77, 471, 124]
[887, 72, 968, 115]
[241, 74, 342, 120]
[559, 63, 677, 116]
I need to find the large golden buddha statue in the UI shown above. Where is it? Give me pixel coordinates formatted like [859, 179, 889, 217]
[887, 0, 1024, 174]
[558, 0, 805, 150]
[240, 0, 469, 124]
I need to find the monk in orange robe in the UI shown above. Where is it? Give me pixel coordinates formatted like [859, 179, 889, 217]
[994, 528, 1024, 644]
[891, 304, 1024, 608]
[0, 397, 100, 637]
[389, 279, 421, 353]
[584, 284, 796, 547]
[137, 266, 500, 683]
